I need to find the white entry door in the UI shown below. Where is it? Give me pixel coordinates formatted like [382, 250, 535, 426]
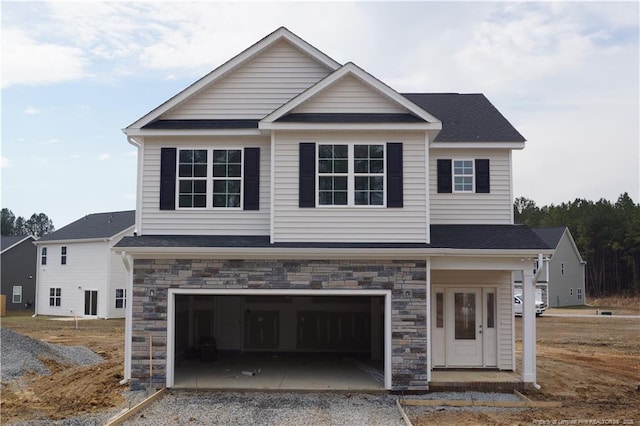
[446, 288, 482, 366]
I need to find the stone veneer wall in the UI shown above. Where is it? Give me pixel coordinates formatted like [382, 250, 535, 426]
[130, 258, 427, 391]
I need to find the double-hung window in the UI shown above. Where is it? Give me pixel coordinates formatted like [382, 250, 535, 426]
[453, 160, 474, 192]
[41, 247, 47, 265]
[178, 149, 208, 208]
[115, 288, 126, 309]
[61, 246, 67, 265]
[317, 143, 385, 206]
[49, 287, 61, 307]
[212, 149, 242, 208]
[12, 286, 22, 304]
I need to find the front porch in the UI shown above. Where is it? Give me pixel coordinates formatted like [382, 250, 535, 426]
[429, 369, 526, 391]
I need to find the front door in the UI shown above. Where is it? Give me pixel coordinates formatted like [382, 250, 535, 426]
[432, 287, 497, 368]
[84, 290, 98, 316]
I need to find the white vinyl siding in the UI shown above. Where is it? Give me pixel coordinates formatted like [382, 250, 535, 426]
[292, 75, 406, 114]
[430, 149, 512, 224]
[139, 136, 271, 236]
[160, 40, 332, 120]
[273, 131, 428, 243]
[430, 269, 514, 370]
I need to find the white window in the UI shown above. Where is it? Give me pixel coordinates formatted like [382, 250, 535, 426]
[561, 262, 565, 275]
[41, 247, 47, 265]
[177, 148, 242, 209]
[317, 144, 385, 206]
[115, 288, 126, 309]
[12, 286, 22, 304]
[49, 287, 61, 307]
[453, 159, 474, 192]
[577, 288, 583, 300]
[61, 246, 67, 265]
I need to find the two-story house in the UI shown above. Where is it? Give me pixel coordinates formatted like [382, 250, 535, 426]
[1, 235, 37, 312]
[115, 27, 552, 391]
[34, 210, 135, 319]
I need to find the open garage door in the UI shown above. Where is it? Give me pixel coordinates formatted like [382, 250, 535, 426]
[167, 290, 390, 390]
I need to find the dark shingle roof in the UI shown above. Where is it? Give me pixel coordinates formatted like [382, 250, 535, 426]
[38, 210, 135, 242]
[532, 227, 567, 249]
[143, 119, 259, 129]
[402, 93, 526, 142]
[1, 235, 35, 252]
[276, 113, 425, 123]
[115, 224, 549, 251]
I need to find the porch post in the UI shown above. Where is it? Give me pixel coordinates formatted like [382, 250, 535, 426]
[426, 257, 432, 383]
[521, 258, 539, 385]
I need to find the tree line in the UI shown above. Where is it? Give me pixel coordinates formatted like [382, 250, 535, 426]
[514, 193, 640, 297]
[1, 208, 55, 238]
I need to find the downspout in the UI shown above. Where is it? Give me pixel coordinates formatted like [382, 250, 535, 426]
[126, 136, 142, 236]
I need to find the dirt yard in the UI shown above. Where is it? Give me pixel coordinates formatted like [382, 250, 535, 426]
[1, 297, 639, 425]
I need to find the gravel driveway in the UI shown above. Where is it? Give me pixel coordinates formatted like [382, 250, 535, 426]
[122, 391, 406, 426]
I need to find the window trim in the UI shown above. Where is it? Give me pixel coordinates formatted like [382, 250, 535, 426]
[41, 247, 47, 265]
[49, 287, 61, 307]
[12, 286, 22, 304]
[452, 159, 475, 193]
[315, 143, 386, 208]
[115, 288, 126, 309]
[61, 246, 67, 265]
[175, 147, 244, 210]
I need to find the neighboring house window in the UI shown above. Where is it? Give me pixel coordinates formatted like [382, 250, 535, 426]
[61, 246, 67, 265]
[453, 159, 474, 192]
[49, 288, 61, 307]
[317, 144, 385, 206]
[212, 149, 242, 208]
[577, 288, 583, 300]
[160, 147, 259, 211]
[115, 288, 126, 309]
[570, 288, 573, 296]
[437, 159, 490, 193]
[178, 149, 207, 208]
[12, 286, 22, 304]
[41, 247, 47, 265]
[561, 262, 565, 275]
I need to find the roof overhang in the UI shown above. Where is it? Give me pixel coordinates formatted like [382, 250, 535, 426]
[124, 128, 264, 137]
[430, 141, 526, 150]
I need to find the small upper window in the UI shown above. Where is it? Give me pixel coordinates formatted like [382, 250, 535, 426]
[115, 288, 126, 309]
[61, 246, 67, 265]
[569, 288, 573, 296]
[561, 262, 565, 275]
[41, 247, 47, 265]
[453, 160, 474, 192]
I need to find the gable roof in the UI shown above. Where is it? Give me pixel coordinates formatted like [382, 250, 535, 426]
[1, 235, 36, 253]
[260, 62, 442, 128]
[403, 93, 526, 143]
[125, 27, 340, 131]
[37, 210, 135, 243]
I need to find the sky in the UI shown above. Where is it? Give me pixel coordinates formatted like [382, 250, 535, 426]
[2, 1, 639, 229]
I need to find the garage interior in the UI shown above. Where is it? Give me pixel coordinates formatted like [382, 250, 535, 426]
[172, 294, 386, 390]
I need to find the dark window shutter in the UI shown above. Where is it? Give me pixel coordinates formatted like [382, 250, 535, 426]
[386, 143, 403, 208]
[160, 148, 177, 210]
[243, 148, 260, 210]
[299, 143, 316, 208]
[475, 159, 490, 193]
[437, 159, 452, 193]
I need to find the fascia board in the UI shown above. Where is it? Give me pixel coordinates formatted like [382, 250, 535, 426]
[124, 128, 263, 137]
[125, 28, 341, 132]
[112, 246, 554, 260]
[35, 237, 111, 245]
[430, 142, 526, 149]
[261, 63, 443, 125]
[259, 122, 442, 131]
[1, 236, 36, 254]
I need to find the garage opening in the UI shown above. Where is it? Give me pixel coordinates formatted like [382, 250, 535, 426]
[169, 292, 388, 390]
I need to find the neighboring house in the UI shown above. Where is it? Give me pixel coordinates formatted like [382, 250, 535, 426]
[1, 235, 37, 312]
[34, 210, 135, 319]
[115, 27, 552, 391]
[532, 227, 586, 307]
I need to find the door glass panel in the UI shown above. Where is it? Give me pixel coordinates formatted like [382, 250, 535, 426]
[454, 292, 476, 340]
[487, 292, 495, 328]
[436, 293, 444, 328]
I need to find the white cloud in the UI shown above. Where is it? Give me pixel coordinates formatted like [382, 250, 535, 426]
[125, 151, 137, 157]
[99, 153, 110, 161]
[45, 138, 60, 145]
[1, 156, 10, 168]
[24, 106, 40, 114]
[1, 28, 88, 88]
